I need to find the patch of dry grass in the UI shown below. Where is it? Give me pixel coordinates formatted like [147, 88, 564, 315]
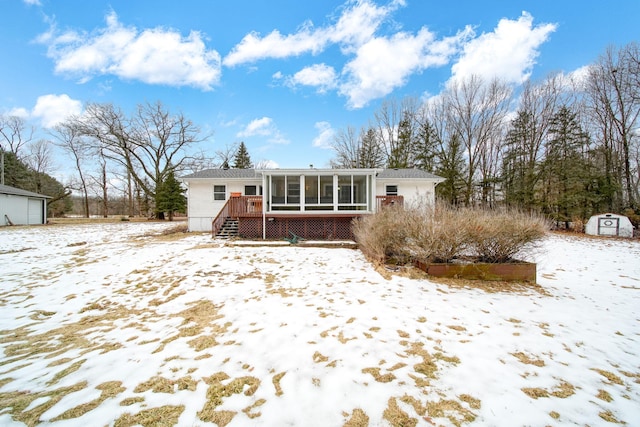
[114, 404, 185, 427]
[425, 398, 478, 426]
[512, 352, 545, 367]
[272, 372, 286, 396]
[522, 380, 575, 399]
[0, 381, 87, 426]
[51, 381, 125, 421]
[197, 373, 260, 423]
[343, 408, 370, 427]
[362, 367, 396, 383]
[382, 397, 417, 427]
[592, 368, 624, 385]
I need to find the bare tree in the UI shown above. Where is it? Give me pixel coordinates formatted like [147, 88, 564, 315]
[70, 101, 208, 218]
[25, 139, 55, 194]
[330, 126, 385, 168]
[330, 126, 359, 168]
[51, 123, 93, 217]
[586, 43, 640, 210]
[374, 97, 420, 167]
[501, 74, 565, 209]
[443, 75, 512, 205]
[0, 115, 34, 157]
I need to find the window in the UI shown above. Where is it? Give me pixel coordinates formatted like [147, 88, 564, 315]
[214, 185, 226, 201]
[386, 185, 398, 196]
[245, 185, 257, 196]
[270, 175, 300, 211]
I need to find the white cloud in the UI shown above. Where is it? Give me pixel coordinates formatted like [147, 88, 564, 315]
[223, 0, 398, 67]
[340, 27, 472, 108]
[237, 117, 289, 144]
[38, 12, 221, 90]
[7, 107, 30, 118]
[23, 0, 41, 5]
[312, 121, 335, 149]
[450, 12, 556, 85]
[31, 94, 82, 128]
[288, 64, 337, 93]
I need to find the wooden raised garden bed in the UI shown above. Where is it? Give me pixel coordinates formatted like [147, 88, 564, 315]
[413, 260, 536, 283]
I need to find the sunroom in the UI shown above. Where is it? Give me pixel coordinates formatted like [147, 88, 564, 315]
[263, 169, 376, 213]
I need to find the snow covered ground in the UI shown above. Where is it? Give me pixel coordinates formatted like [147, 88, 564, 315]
[0, 221, 638, 426]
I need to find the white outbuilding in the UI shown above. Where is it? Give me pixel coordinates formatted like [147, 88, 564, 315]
[585, 213, 634, 238]
[0, 184, 50, 226]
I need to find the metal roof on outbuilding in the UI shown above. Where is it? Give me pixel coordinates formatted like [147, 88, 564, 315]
[0, 184, 51, 198]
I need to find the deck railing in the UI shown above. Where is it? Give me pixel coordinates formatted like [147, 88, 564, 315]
[376, 195, 404, 211]
[212, 195, 263, 237]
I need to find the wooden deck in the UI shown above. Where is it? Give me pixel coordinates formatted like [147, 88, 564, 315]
[212, 195, 403, 239]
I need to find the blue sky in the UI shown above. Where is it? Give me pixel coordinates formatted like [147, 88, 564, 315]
[1, 0, 638, 174]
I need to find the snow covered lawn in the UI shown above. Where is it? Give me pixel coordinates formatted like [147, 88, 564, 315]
[1, 221, 639, 426]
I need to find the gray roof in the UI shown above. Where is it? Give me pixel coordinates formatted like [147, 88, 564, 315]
[181, 169, 260, 179]
[377, 168, 443, 180]
[182, 168, 442, 181]
[0, 184, 51, 198]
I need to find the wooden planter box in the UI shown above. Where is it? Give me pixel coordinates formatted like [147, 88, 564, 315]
[413, 260, 536, 283]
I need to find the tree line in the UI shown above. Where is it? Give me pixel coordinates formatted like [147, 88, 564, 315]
[1, 42, 638, 224]
[0, 97, 258, 219]
[330, 42, 640, 225]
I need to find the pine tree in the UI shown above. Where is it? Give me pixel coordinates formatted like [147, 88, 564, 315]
[358, 128, 385, 168]
[412, 120, 439, 173]
[435, 134, 467, 205]
[542, 106, 592, 226]
[388, 112, 413, 168]
[233, 142, 253, 169]
[156, 170, 186, 221]
[502, 111, 540, 209]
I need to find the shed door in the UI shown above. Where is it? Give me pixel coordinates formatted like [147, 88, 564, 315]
[28, 198, 43, 225]
[598, 217, 619, 236]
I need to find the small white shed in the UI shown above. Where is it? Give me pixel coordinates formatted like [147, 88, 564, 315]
[0, 184, 50, 226]
[585, 213, 634, 238]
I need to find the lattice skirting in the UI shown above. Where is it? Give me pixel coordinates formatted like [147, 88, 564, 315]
[238, 216, 360, 239]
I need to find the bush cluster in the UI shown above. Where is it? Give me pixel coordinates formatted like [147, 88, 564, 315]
[353, 202, 550, 264]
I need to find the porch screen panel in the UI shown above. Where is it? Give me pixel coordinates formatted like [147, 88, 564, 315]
[338, 174, 368, 211]
[270, 175, 300, 211]
[320, 176, 333, 204]
[305, 176, 319, 204]
[353, 175, 366, 204]
[271, 176, 285, 204]
[286, 175, 300, 204]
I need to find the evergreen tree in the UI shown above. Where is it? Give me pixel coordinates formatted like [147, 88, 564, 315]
[233, 142, 253, 169]
[542, 106, 592, 226]
[156, 170, 186, 221]
[412, 120, 439, 173]
[388, 112, 413, 168]
[435, 134, 467, 205]
[358, 128, 385, 168]
[502, 111, 540, 209]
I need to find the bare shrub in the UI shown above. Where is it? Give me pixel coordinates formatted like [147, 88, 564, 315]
[352, 205, 411, 264]
[355, 202, 550, 264]
[463, 208, 550, 263]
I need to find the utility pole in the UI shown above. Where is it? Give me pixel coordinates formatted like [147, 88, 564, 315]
[1, 145, 5, 185]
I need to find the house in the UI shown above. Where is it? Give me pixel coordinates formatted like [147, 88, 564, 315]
[0, 184, 51, 226]
[180, 168, 444, 239]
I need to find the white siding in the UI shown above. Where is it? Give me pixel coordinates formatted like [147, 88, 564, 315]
[1, 194, 46, 226]
[185, 179, 261, 232]
[28, 198, 44, 225]
[375, 179, 436, 209]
